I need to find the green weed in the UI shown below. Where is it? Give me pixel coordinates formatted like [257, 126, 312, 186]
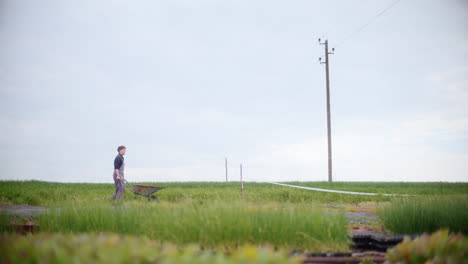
[378, 195, 468, 234]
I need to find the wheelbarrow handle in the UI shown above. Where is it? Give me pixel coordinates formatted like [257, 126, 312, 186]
[123, 179, 136, 193]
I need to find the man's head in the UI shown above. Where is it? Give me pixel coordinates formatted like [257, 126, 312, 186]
[117, 145, 126, 155]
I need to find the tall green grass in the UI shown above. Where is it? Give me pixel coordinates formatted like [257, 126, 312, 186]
[378, 195, 468, 234]
[35, 202, 349, 251]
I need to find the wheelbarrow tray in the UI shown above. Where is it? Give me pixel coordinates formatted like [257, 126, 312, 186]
[124, 180, 165, 201]
[132, 184, 164, 196]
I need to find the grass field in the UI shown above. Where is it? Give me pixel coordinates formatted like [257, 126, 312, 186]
[1, 180, 467, 262]
[1, 180, 467, 206]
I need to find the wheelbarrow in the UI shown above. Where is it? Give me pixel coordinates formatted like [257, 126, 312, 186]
[123, 179, 165, 202]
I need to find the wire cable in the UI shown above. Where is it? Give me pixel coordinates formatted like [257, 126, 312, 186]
[268, 182, 411, 196]
[333, 0, 402, 48]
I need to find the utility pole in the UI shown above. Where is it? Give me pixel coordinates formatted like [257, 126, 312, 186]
[319, 39, 334, 182]
[225, 157, 228, 182]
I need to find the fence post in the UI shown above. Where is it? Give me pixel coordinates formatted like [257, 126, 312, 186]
[240, 164, 243, 199]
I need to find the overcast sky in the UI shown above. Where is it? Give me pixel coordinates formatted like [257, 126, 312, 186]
[1, 0, 467, 183]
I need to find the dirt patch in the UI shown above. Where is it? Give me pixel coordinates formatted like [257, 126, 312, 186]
[322, 204, 380, 224]
[345, 211, 379, 225]
[322, 204, 383, 233]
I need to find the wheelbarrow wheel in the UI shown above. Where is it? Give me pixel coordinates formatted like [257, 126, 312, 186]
[148, 195, 160, 203]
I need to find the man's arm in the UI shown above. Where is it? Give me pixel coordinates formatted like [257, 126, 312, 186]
[114, 156, 123, 180]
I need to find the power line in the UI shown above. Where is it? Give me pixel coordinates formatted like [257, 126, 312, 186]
[334, 0, 402, 48]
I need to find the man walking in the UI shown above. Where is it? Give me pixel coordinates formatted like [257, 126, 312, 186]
[110, 145, 126, 201]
